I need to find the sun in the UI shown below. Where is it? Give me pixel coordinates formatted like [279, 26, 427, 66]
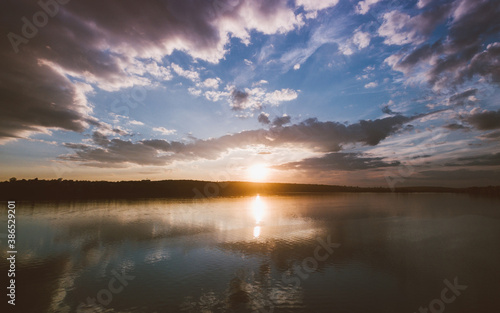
[248, 164, 269, 182]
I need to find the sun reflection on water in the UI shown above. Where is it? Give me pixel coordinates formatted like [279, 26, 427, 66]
[253, 225, 261, 238]
[252, 195, 266, 238]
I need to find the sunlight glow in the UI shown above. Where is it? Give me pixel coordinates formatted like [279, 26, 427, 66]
[251, 195, 267, 238]
[248, 164, 269, 182]
[252, 195, 265, 224]
[253, 226, 261, 238]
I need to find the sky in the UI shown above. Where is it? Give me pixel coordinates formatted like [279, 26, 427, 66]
[0, 0, 499, 187]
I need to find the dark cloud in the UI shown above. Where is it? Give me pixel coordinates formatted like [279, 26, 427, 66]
[272, 115, 291, 127]
[273, 153, 400, 171]
[61, 136, 170, 166]
[479, 130, 500, 140]
[382, 105, 397, 115]
[410, 169, 500, 186]
[0, 0, 303, 140]
[230, 89, 250, 110]
[443, 123, 469, 131]
[445, 153, 500, 167]
[257, 112, 270, 124]
[394, 40, 444, 70]
[62, 114, 417, 167]
[459, 42, 500, 84]
[466, 109, 500, 130]
[92, 132, 110, 147]
[0, 52, 93, 140]
[387, 0, 500, 89]
[448, 88, 477, 106]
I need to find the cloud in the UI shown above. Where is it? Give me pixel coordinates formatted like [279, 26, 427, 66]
[446, 153, 500, 167]
[381, 101, 398, 115]
[272, 115, 292, 127]
[257, 112, 271, 124]
[230, 89, 251, 110]
[252, 80, 268, 87]
[378, 11, 422, 46]
[265, 88, 298, 104]
[226, 86, 298, 110]
[417, 0, 433, 9]
[0, 55, 95, 141]
[378, 4, 453, 46]
[1, 0, 309, 141]
[364, 82, 378, 88]
[459, 42, 500, 85]
[61, 114, 418, 167]
[447, 88, 478, 106]
[61, 135, 170, 166]
[443, 123, 469, 131]
[339, 28, 371, 56]
[295, 0, 339, 12]
[478, 130, 500, 141]
[384, 0, 500, 89]
[171, 63, 200, 82]
[188, 88, 202, 96]
[153, 127, 176, 135]
[280, 24, 338, 70]
[201, 78, 222, 89]
[273, 152, 400, 171]
[355, 0, 381, 15]
[129, 120, 145, 126]
[352, 30, 371, 49]
[465, 109, 500, 130]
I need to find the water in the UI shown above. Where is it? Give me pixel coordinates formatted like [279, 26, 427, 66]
[2, 193, 500, 312]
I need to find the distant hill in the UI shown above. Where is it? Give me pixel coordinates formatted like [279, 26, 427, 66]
[0, 179, 499, 200]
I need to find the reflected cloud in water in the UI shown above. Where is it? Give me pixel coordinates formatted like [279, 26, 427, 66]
[3, 194, 500, 312]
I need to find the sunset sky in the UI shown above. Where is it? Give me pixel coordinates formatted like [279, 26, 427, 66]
[1, 0, 499, 187]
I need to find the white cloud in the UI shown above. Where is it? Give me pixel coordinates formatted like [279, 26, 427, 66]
[293, 64, 301, 70]
[305, 11, 318, 19]
[280, 24, 339, 70]
[296, 0, 339, 12]
[1, 0, 329, 140]
[188, 87, 202, 96]
[208, 86, 299, 110]
[129, 120, 144, 126]
[355, 0, 381, 15]
[417, 0, 433, 9]
[339, 44, 354, 56]
[171, 63, 200, 82]
[153, 127, 176, 135]
[252, 80, 269, 87]
[378, 11, 422, 46]
[352, 30, 371, 49]
[201, 78, 222, 89]
[204, 90, 230, 102]
[365, 81, 378, 88]
[265, 88, 299, 105]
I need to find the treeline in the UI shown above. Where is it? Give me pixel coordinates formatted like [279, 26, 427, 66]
[0, 178, 499, 200]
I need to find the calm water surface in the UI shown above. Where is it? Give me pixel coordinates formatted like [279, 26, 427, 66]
[2, 193, 500, 312]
